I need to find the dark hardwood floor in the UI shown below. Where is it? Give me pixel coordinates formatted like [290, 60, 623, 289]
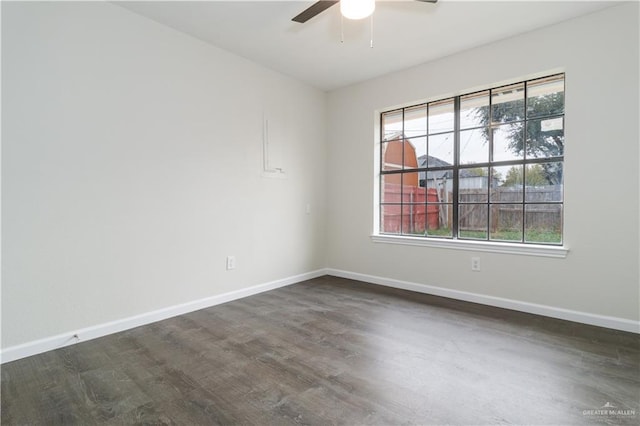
[2, 276, 639, 425]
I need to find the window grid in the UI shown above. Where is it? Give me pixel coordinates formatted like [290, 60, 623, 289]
[379, 74, 564, 245]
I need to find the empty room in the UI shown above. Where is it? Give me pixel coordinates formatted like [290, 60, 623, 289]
[1, 0, 639, 424]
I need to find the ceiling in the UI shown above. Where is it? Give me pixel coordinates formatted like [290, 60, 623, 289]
[117, 1, 617, 91]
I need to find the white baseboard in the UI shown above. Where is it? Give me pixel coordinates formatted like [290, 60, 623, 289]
[0, 269, 328, 364]
[326, 268, 640, 334]
[4, 267, 637, 364]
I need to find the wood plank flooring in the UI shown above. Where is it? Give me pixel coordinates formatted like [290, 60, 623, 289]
[2, 276, 639, 425]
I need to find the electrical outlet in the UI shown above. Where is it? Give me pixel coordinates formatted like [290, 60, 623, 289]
[226, 256, 236, 270]
[471, 257, 481, 272]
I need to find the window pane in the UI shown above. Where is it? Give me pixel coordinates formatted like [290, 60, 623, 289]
[401, 172, 422, 204]
[381, 174, 401, 204]
[404, 105, 427, 138]
[492, 165, 523, 202]
[428, 132, 454, 165]
[433, 180, 452, 203]
[525, 204, 562, 244]
[460, 91, 489, 130]
[459, 204, 488, 239]
[402, 204, 426, 235]
[426, 203, 453, 237]
[490, 204, 523, 242]
[458, 167, 488, 201]
[379, 74, 563, 246]
[429, 99, 454, 134]
[525, 162, 563, 202]
[382, 110, 403, 140]
[459, 128, 489, 164]
[526, 117, 564, 158]
[492, 123, 524, 162]
[527, 75, 564, 119]
[380, 204, 401, 234]
[406, 137, 426, 168]
[424, 168, 453, 192]
[381, 138, 404, 171]
[492, 83, 525, 124]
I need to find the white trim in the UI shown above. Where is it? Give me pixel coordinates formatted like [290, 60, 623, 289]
[4, 267, 636, 363]
[371, 234, 569, 258]
[0, 269, 328, 364]
[327, 268, 639, 334]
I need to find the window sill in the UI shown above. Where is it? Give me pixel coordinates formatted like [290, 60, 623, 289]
[371, 234, 568, 258]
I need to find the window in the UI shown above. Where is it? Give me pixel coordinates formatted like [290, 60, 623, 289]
[379, 74, 564, 247]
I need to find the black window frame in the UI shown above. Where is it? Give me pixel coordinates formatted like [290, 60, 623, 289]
[379, 73, 565, 246]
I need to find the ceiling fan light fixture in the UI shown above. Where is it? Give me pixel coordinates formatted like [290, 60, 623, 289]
[340, 0, 375, 20]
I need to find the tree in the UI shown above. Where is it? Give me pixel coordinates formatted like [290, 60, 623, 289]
[466, 167, 487, 176]
[475, 89, 564, 185]
[501, 164, 548, 187]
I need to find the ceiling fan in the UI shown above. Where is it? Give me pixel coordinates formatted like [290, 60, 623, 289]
[292, 0, 438, 24]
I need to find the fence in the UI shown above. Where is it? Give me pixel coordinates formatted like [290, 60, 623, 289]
[382, 184, 561, 234]
[460, 186, 562, 232]
[381, 184, 439, 234]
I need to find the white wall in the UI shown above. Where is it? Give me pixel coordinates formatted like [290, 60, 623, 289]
[326, 4, 639, 322]
[1, 2, 326, 349]
[2, 2, 638, 359]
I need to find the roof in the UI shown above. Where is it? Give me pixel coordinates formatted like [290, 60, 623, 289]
[417, 155, 484, 179]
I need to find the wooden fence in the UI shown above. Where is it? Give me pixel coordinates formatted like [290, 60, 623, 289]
[381, 184, 439, 234]
[382, 184, 561, 233]
[459, 186, 562, 232]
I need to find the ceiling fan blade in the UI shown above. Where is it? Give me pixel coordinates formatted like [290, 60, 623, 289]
[415, 0, 438, 2]
[292, 1, 339, 23]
